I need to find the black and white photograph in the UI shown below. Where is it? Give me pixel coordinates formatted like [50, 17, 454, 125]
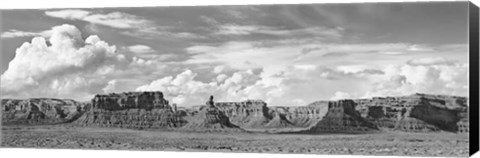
[0, 1, 478, 157]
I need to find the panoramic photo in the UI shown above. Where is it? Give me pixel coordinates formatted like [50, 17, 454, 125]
[0, 2, 471, 157]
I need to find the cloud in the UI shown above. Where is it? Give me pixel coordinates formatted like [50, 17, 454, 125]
[127, 45, 155, 54]
[408, 44, 434, 51]
[45, 9, 202, 39]
[45, 9, 153, 29]
[121, 28, 204, 39]
[180, 41, 469, 105]
[218, 6, 263, 20]
[406, 57, 457, 66]
[1, 24, 129, 100]
[184, 41, 420, 73]
[102, 80, 118, 93]
[4, 25, 466, 105]
[330, 91, 352, 100]
[44, 9, 90, 20]
[213, 65, 225, 74]
[216, 74, 228, 82]
[1, 29, 52, 38]
[136, 66, 370, 106]
[365, 61, 468, 98]
[215, 24, 344, 40]
[136, 69, 276, 106]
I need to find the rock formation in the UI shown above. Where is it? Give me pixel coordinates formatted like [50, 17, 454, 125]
[304, 100, 377, 133]
[75, 92, 184, 129]
[1, 98, 87, 125]
[181, 96, 241, 132]
[262, 111, 296, 128]
[354, 93, 468, 132]
[91, 92, 170, 110]
[2, 92, 469, 134]
[271, 102, 329, 128]
[215, 100, 273, 129]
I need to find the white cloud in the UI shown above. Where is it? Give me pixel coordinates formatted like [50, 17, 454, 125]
[406, 57, 457, 66]
[184, 41, 418, 74]
[330, 91, 352, 100]
[213, 65, 225, 74]
[365, 61, 469, 98]
[1, 24, 129, 100]
[215, 24, 344, 40]
[45, 10, 153, 29]
[216, 74, 228, 82]
[44, 9, 90, 20]
[45, 10, 202, 39]
[44, 9, 199, 40]
[102, 80, 118, 93]
[408, 44, 434, 51]
[180, 41, 468, 106]
[293, 65, 316, 71]
[137, 69, 278, 106]
[1, 29, 52, 38]
[136, 67, 368, 106]
[127, 45, 155, 54]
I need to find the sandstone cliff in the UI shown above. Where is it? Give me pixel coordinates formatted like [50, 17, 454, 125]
[2, 92, 469, 134]
[354, 93, 468, 132]
[74, 92, 183, 129]
[215, 100, 273, 129]
[92, 92, 170, 110]
[270, 102, 329, 128]
[1, 98, 87, 125]
[181, 96, 241, 132]
[303, 100, 377, 133]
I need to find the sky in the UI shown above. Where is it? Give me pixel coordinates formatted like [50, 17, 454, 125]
[0, 2, 470, 106]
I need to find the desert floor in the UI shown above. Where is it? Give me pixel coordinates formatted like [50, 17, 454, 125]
[1, 125, 469, 157]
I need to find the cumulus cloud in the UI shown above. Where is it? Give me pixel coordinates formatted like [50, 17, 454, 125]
[365, 61, 468, 98]
[102, 80, 118, 93]
[330, 91, 352, 100]
[136, 69, 281, 106]
[3, 25, 467, 105]
[216, 74, 228, 82]
[1, 24, 128, 100]
[180, 41, 468, 105]
[213, 65, 225, 74]
[136, 66, 370, 106]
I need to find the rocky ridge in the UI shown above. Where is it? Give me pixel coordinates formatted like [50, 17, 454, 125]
[1, 98, 87, 125]
[180, 96, 241, 132]
[74, 92, 184, 129]
[1, 92, 469, 133]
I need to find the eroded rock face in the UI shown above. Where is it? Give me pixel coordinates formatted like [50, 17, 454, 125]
[354, 93, 468, 132]
[75, 92, 183, 129]
[215, 100, 272, 129]
[456, 110, 469, 133]
[92, 92, 170, 110]
[181, 97, 241, 132]
[1, 98, 87, 125]
[2, 92, 468, 134]
[305, 100, 377, 133]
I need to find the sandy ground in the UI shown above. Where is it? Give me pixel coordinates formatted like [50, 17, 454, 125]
[1, 125, 469, 157]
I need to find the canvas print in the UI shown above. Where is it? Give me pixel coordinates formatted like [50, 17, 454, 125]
[0, 2, 477, 157]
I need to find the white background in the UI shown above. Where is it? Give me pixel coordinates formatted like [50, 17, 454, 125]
[0, 0, 479, 158]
